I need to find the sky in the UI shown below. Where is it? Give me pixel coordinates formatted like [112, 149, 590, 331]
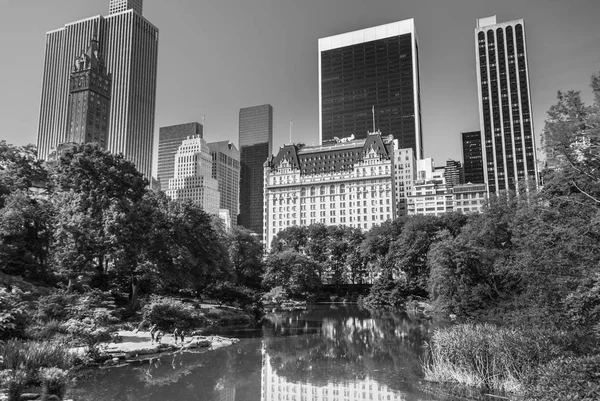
[1, 0, 600, 177]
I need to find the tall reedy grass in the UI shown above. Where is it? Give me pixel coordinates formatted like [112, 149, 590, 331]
[0, 339, 75, 375]
[423, 323, 546, 393]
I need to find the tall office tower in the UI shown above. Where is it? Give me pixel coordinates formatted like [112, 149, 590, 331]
[65, 30, 112, 149]
[318, 19, 423, 159]
[165, 136, 220, 215]
[462, 130, 485, 184]
[109, 0, 142, 14]
[208, 141, 240, 223]
[238, 104, 273, 235]
[392, 144, 416, 217]
[444, 160, 464, 188]
[158, 123, 203, 191]
[475, 16, 539, 195]
[38, 0, 158, 178]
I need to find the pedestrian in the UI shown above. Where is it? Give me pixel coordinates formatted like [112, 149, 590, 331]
[180, 329, 185, 343]
[155, 330, 163, 344]
[150, 324, 158, 342]
[173, 328, 180, 343]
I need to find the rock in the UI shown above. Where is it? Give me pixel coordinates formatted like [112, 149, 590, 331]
[19, 394, 41, 400]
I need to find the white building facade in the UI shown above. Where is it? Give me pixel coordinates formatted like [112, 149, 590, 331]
[166, 136, 220, 215]
[263, 133, 396, 249]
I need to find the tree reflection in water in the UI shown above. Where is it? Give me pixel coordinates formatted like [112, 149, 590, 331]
[69, 306, 441, 401]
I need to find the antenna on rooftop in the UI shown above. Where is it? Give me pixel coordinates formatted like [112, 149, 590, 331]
[372, 105, 376, 133]
[289, 119, 293, 144]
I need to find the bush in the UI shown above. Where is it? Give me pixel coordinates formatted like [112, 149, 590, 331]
[0, 369, 27, 401]
[141, 296, 205, 331]
[523, 355, 600, 401]
[206, 282, 261, 308]
[40, 367, 68, 401]
[262, 287, 289, 304]
[0, 287, 30, 340]
[25, 319, 67, 341]
[423, 323, 548, 393]
[34, 290, 79, 322]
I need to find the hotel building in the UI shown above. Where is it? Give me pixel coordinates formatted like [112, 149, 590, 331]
[475, 16, 539, 195]
[263, 133, 395, 249]
[38, 0, 158, 179]
[318, 19, 423, 159]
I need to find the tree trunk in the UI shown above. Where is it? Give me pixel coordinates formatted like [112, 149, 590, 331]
[67, 277, 74, 293]
[129, 274, 139, 311]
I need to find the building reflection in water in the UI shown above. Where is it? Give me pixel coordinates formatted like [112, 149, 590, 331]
[261, 347, 406, 401]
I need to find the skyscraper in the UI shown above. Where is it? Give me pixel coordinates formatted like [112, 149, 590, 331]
[208, 141, 240, 223]
[65, 28, 112, 149]
[158, 123, 203, 191]
[38, 0, 158, 179]
[475, 16, 539, 195]
[444, 160, 464, 188]
[318, 19, 423, 159]
[461, 130, 485, 184]
[165, 136, 220, 215]
[238, 104, 273, 235]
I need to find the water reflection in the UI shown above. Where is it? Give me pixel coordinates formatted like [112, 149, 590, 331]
[69, 306, 441, 401]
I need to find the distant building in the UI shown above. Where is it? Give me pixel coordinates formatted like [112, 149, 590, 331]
[392, 145, 416, 216]
[37, 0, 158, 178]
[408, 159, 453, 216]
[475, 16, 539, 194]
[461, 130, 485, 184]
[165, 136, 220, 215]
[318, 19, 423, 159]
[208, 141, 240, 222]
[453, 183, 488, 214]
[238, 104, 273, 235]
[263, 132, 395, 249]
[158, 123, 203, 191]
[444, 160, 464, 188]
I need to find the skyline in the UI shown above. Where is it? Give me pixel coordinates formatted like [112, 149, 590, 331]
[1, 0, 600, 177]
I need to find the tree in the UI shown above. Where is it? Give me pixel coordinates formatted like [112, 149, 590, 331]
[263, 251, 322, 298]
[0, 142, 47, 208]
[227, 226, 264, 289]
[269, 226, 307, 253]
[0, 191, 53, 280]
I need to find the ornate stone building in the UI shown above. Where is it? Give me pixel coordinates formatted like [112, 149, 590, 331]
[263, 132, 397, 249]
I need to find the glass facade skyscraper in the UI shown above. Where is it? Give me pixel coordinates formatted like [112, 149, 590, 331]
[157, 123, 203, 191]
[238, 104, 273, 235]
[461, 130, 485, 184]
[37, 0, 158, 179]
[318, 19, 423, 159]
[475, 16, 538, 194]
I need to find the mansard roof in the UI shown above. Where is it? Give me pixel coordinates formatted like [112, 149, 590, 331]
[269, 132, 393, 175]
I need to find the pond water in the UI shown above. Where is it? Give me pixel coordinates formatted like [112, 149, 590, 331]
[69, 305, 454, 401]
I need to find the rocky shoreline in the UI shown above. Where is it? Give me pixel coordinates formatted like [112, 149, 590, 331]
[96, 330, 239, 366]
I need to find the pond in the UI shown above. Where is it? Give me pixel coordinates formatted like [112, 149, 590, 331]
[69, 305, 451, 401]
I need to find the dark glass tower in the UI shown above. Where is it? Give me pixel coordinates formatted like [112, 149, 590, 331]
[475, 16, 539, 195]
[319, 19, 423, 159]
[157, 122, 203, 191]
[238, 104, 273, 235]
[461, 130, 485, 184]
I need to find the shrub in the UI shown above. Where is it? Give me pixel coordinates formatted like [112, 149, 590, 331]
[1, 369, 27, 401]
[35, 290, 79, 322]
[423, 323, 547, 393]
[206, 282, 261, 308]
[262, 287, 289, 304]
[141, 296, 205, 331]
[40, 367, 68, 401]
[523, 355, 600, 401]
[0, 287, 30, 340]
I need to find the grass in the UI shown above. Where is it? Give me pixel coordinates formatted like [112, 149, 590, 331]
[0, 339, 75, 374]
[423, 323, 545, 393]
